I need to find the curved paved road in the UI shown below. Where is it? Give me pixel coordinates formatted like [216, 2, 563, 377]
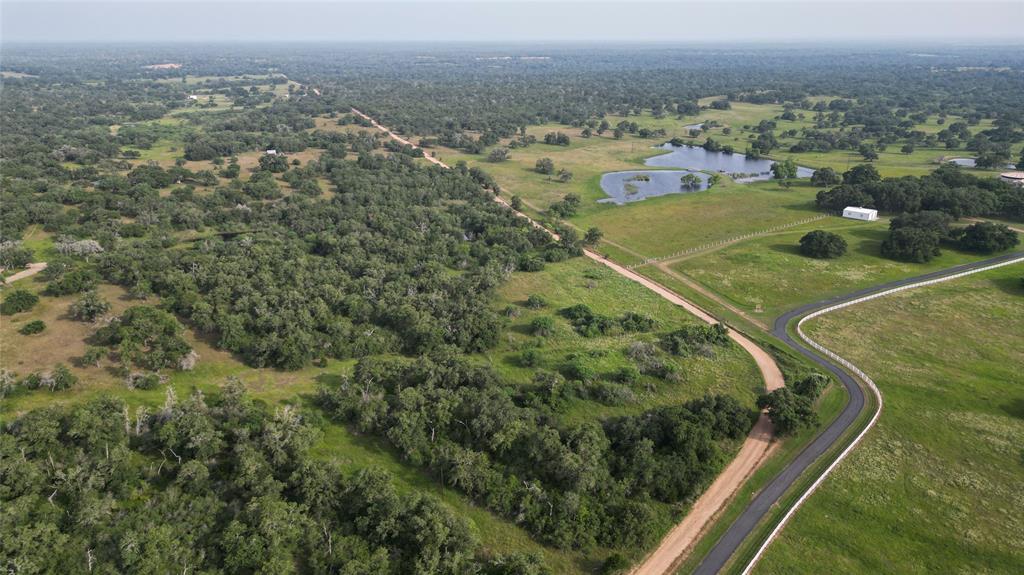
[694, 249, 1024, 575]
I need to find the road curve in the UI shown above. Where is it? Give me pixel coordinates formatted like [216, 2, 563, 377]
[694, 249, 1024, 575]
[350, 107, 787, 574]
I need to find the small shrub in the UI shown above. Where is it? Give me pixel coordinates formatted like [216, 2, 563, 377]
[0, 370, 17, 399]
[125, 371, 165, 390]
[663, 324, 730, 356]
[585, 381, 636, 405]
[48, 364, 78, 391]
[69, 290, 111, 322]
[45, 269, 97, 296]
[520, 349, 541, 367]
[80, 346, 107, 367]
[793, 373, 829, 399]
[530, 316, 555, 337]
[19, 320, 46, 335]
[615, 365, 641, 384]
[525, 294, 547, 309]
[562, 357, 597, 383]
[1, 289, 39, 315]
[517, 255, 545, 272]
[600, 553, 630, 575]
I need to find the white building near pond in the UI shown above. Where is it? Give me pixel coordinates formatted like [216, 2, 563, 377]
[842, 206, 878, 221]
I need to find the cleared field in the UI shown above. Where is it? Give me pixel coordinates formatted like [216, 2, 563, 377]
[667, 219, 1021, 320]
[576, 181, 822, 263]
[755, 264, 1024, 574]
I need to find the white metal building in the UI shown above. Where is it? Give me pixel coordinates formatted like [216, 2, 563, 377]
[842, 206, 878, 221]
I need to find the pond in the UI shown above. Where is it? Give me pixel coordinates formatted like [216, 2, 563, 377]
[945, 157, 1015, 169]
[597, 142, 814, 204]
[947, 157, 977, 167]
[644, 143, 814, 181]
[598, 170, 709, 205]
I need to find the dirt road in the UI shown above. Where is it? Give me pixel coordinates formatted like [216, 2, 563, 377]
[351, 108, 785, 574]
[1, 262, 47, 285]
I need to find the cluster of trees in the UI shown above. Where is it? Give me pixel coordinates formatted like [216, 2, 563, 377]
[835, 161, 1020, 238]
[317, 354, 754, 549]
[1, 382, 552, 574]
[814, 164, 1023, 261]
[771, 159, 799, 184]
[90, 158, 558, 370]
[661, 323, 731, 357]
[758, 373, 829, 435]
[559, 304, 656, 337]
[534, 157, 573, 183]
[881, 213, 1019, 263]
[543, 132, 571, 146]
[548, 193, 581, 217]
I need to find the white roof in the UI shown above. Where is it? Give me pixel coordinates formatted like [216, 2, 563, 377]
[1000, 171, 1024, 180]
[843, 206, 877, 214]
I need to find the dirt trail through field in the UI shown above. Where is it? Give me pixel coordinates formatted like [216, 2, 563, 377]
[965, 218, 1024, 234]
[352, 108, 784, 574]
[652, 261, 769, 330]
[1, 262, 47, 285]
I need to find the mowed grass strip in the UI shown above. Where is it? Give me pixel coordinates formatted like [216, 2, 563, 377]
[670, 219, 1020, 320]
[755, 265, 1024, 574]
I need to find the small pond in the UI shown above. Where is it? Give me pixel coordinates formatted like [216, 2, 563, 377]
[945, 157, 1015, 169]
[598, 170, 708, 205]
[644, 143, 814, 181]
[947, 157, 977, 167]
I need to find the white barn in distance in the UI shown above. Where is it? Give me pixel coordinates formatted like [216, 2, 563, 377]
[842, 206, 878, 221]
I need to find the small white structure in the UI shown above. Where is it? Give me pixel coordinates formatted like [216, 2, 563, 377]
[187, 94, 199, 101]
[265, 149, 278, 156]
[1000, 171, 1024, 187]
[842, 206, 878, 221]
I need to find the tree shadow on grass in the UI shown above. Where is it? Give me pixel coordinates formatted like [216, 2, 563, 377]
[1001, 398, 1024, 420]
[988, 275, 1024, 298]
[767, 242, 802, 256]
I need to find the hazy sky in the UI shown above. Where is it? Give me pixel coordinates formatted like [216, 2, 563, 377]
[2, 1, 1022, 44]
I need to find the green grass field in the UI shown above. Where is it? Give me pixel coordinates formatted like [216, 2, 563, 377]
[435, 101, 1017, 267]
[755, 264, 1024, 574]
[666, 219, 1021, 320]
[488, 256, 764, 423]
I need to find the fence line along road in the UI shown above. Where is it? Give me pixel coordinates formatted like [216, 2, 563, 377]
[627, 215, 829, 269]
[740, 251, 1024, 573]
[679, 251, 1024, 572]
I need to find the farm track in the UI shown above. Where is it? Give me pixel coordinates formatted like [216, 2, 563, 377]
[1, 262, 47, 285]
[350, 108, 786, 574]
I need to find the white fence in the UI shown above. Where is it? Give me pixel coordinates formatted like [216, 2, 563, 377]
[740, 253, 1024, 575]
[627, 214, 830, 269]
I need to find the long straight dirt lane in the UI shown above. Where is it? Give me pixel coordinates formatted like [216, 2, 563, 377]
[351, 107, 785, 575]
